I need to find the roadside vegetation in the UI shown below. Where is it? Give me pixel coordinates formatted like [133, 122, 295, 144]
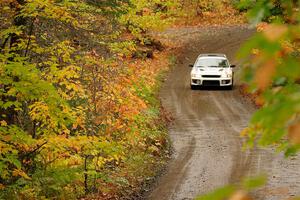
[176, 0, 246, 26]
[0, 0, 180, 199]
[238, 0, 300, 155]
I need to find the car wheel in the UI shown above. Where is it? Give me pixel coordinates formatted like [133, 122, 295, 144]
[190, 85, 197, 90]
[227, 84, 233, 90]
[228, 78, 234, 90]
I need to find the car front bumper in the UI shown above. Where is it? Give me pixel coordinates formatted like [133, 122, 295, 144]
[191, 77, 232, 86]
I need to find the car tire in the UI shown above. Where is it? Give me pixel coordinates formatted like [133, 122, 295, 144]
[190, 85, 197, 90]
[227, 78, 234, 90]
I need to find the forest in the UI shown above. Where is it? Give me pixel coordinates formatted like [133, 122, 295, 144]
[1, 0, 300, 199]
[0, 0, 180, 198]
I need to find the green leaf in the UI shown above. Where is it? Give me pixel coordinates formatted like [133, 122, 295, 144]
[242, 176, 267, 190]
[196, 185, 235, 200]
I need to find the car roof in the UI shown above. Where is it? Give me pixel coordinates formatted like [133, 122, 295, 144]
[198, 54, 227, 58]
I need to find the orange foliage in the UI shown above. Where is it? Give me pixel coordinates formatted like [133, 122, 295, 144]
[254, 57, 277, 90]
[175, 2, 246, 27]
[288, 122, 300, 145]
[229, 190, 252, 200]
[262, 24, 288, 42]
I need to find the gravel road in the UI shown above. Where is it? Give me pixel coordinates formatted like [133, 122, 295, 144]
[148, 25, 300, 200]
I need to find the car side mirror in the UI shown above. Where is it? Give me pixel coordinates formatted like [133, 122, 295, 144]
[230, 65, 236, 68]
[189, 64, 194, 67]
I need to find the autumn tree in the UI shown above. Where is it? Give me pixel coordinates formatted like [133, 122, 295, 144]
[0, 0, 182, 198]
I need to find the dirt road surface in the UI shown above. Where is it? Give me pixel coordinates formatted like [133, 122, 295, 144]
[148, 26, 300, 200]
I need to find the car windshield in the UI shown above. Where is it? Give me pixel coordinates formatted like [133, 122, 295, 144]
[195, 58, 229, 68]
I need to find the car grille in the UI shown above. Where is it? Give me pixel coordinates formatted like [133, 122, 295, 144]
[202, 80, 220, 86]
[202, 75, 221, 78]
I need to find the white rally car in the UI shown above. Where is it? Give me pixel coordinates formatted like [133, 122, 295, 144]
[190, 54, 235, 90]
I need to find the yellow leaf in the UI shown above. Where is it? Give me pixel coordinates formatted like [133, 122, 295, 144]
[12, 169, 31, 180]
[256, 22, 268, 32]
[0, 120, 7, 127]
[229, 190, 252, 200]
[240, 128, 249, 137]
[251, 48, 260, 55]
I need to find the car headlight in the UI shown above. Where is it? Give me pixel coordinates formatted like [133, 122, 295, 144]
[221, 73, 232, 78]
[226, 73, 232, 78]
